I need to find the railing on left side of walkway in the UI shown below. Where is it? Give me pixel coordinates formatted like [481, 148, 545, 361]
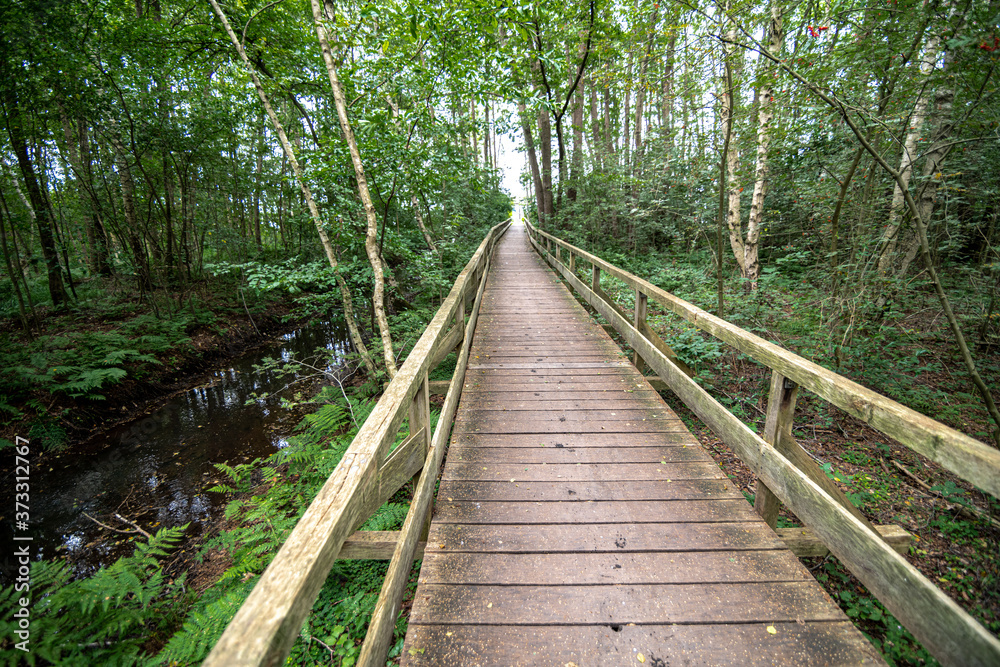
[526, 219, 1000, 667]
[203, 220, 509, 667]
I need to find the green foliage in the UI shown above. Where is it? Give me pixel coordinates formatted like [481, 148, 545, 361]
[815, 560, 938, 666]
[0, 526, 189, 666]
[0, 314, 196, 403]
[155, 391, 387, 664]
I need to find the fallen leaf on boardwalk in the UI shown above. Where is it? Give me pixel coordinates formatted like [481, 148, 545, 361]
[637, 654, 645, 663]
[408, 647, 425, 655]
[766, 625, 777, 634]
[447, 497, 453, 501]
[446, 632, 453, 637]
[566, 663, 579, 667]
[487, 602, 493, 608]
[510, 478, 516, 482]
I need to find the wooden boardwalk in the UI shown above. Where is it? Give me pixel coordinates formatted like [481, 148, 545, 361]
[402, 225, 884, 666]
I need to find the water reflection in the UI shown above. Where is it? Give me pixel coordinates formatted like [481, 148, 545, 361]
[7, 321, 351, 581]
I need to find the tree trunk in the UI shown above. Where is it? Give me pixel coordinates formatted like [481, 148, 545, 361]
[0, 188, 32, 335]
[722, 13, 746, 275]
[894, 54, 957, 281]
[519, 102, 545, 224]
[538, 103, 554, 222]
[876, 32, 942, 275]
[311, 0, 397, 378]
[3, 96, 69, 307]
[744, 3, 784, 290]
[412, 194, 435, 252]
[569, 77, 584, 203]
[589, 86, 603, 172]
[633, 10, 657, 182]
[209, 0, 377, 379]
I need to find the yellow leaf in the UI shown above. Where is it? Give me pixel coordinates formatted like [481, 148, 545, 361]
[766, 625, 777, 634]
[637, 654, 645, 663]
[487, 602, 493, 608]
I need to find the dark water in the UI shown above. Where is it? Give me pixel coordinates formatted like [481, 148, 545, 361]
[3, 321, 351, 580]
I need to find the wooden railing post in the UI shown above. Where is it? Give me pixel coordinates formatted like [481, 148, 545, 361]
[569, 250, 575, 274]
[754, 372, 798, 527]
[754, 370, 882, 535]
[591, 264, 600, 292]
[409, 373, 431, 462]
[454, 299, 466, 350]
[633, 289, 648, 373]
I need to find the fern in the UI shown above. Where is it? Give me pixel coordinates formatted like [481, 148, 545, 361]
[151, 579, 258, 666]
[0, 526, 189, 666]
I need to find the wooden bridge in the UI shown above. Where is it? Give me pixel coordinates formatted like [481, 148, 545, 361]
[206, 222, 1000, 666]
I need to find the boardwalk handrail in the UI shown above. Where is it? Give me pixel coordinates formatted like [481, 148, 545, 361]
[525, 220, 1000, 667]
[205, 220, 510, 667]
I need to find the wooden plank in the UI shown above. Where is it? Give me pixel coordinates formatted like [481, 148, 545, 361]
[456, 408, 678, 422]
[402, 622, 886, 666]
[441, 461, 724, 482]
[455, 397, 665, 410]
[449, 433, 701, 447]
[777, 525, 911, 558]
[436, 479, 739, 502]
[338, 531, 426, 560]
[425, 521, 786, 553]
[444, 445, 711, 464]
[433, 499, 760, 524]
[418, 550, 812, 585]
[408, 582, 850, 625]
[451, 420, 690, 434]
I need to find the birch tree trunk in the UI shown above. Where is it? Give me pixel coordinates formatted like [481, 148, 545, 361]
[208, 0, 377, 379]
[876, 32, 942, 275]
[744, 3, 784, 290]
[412, 195, 436, 252]
[721, 11, 746, 275]
[310, 0, 397, 378]
[894, 46, 957, 280]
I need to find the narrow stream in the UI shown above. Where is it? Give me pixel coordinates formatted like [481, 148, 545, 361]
[10, 321, 351, 580]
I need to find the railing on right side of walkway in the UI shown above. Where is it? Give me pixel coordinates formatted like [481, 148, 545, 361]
[526, 220, 1000, 667]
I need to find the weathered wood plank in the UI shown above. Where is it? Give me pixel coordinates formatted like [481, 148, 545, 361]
[451, 420, 690, 434]
[441, 461, 724, 482]
[402, 623, 886, 666]
[449, 432, 701, 447]
[338, 531, 426, 560]
[425, 521, 785, 553]
[776, 525, 911, 558]
[408, 582, 850, 625]
[433, 499, 759, 524]
[418, 550, 812, 585]
[436, 478, 738, 501]
[444, 445, 710, 464]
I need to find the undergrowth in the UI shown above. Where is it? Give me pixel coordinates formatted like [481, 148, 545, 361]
[0, 386, 428, 665]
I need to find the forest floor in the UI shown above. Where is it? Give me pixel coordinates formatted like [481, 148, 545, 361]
[0, 282, 308, 453]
